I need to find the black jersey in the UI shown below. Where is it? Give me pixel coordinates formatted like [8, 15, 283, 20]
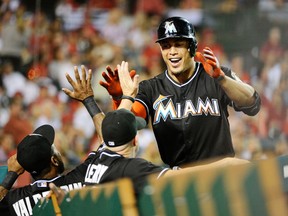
[0, 152, 94, 216]
[84, 149, 169, 193]
[136, 62, 238, 167]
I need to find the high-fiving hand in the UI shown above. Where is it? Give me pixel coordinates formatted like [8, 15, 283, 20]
[99, 65, 137, 99]
[62, 65, 94, 101]
[195, 47, 225, 80]
[116, 61, 139, 98]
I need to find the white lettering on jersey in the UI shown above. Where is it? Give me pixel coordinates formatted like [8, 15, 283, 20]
[85, 164, 108, 184]
[164, 21, 177, 34]
[176, 103, 181, 118]
[60, 182, 83, 192]
[153, 95, 220, 124]
[25, 197, 33, 215]
[12, 182, 84, 216]
[32, 193, 42, 205]
[13, 199, 29, 216]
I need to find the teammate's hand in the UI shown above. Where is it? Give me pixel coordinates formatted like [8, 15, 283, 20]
[117, 61, 139, 98]
[8, 154, 24, 175]
[47, 183, 66, 205]
[62, 65, 94, 101]
[99, 66, 136, 99]
[194, 47, 225, 79]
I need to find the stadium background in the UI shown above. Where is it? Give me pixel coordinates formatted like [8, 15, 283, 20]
[0, 0, 288, 187]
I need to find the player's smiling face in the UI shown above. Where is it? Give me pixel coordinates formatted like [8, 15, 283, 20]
[159, 38, 193, 76]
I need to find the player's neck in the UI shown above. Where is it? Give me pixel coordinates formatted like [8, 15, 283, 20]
[107, 143, 135, 158]
[33, 167, 60, 181]
[168, 62, 196, 84]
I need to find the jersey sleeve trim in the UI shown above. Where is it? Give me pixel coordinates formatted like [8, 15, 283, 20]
[156, 168, 170, 179]
[232, 91, 261, 116]
[133, 99, 149, 121]
[30, 175, 62, 186]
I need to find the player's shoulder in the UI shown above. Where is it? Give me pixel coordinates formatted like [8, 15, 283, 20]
[141, 72, 165, 81]
[10, 184, 32, 193]
[126, 157, 159, 168]
[139, 72, 166, 87]
[7, 184, 33, 201]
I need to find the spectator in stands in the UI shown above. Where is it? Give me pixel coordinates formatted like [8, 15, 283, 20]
[229, 54, 251, 84]
[99, 6, 130, 48]
[1, 61, 26, 100]
[3, 94, 33, 145]
[0, 8, 30, 73]
[135, 0, 166, 16]
[259, 26, 284, 66]
[0, 134, 15, 165]
[48, 46, 77, 90]
[197, 27, 228, 65]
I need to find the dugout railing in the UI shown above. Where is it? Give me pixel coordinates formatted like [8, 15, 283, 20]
[32, 155, 288, 216]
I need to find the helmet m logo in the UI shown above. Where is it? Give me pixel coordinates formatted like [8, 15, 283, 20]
[164, 21, 177, 34]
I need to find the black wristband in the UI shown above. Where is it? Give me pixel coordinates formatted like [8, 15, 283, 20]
[216, 75, 225, 82]
[112, 95, 123, 101]
[0, 171, 18, 190]
[82, 96, 102, 117]
[121, 95, 135, 103]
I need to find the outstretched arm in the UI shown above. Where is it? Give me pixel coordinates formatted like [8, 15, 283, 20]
[164, 157, 250, 177]
[0, 154, 24, 201]
[195, 47, 261, 116]
[62, 64, 140, 147]
[62, 65, 105, 146]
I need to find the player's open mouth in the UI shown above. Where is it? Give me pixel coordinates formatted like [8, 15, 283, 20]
[169, 58, 181, 67]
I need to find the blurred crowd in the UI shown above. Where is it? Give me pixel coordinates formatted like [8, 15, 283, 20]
[0, 0, 288, 185]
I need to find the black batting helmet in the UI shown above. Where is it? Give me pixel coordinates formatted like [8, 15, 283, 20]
[156, 17, 198, 57]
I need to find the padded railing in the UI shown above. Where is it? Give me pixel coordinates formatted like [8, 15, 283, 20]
[33, 155, 288, 216]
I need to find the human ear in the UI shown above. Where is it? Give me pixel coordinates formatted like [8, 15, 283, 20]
[51, 156, 59, 166]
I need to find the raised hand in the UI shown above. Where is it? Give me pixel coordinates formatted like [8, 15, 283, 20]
[117, 61, 139, 98]
[62, 65, 94, 101]
[194, 47, 225, 80]
[8, 154, 24, 175]
[99, 65, 136, 99]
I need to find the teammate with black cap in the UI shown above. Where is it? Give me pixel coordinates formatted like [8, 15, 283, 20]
[100, 16, 261, 169]
[16, 124, 64, 178]
[84, 108, 169, 193]
[0, 66, 106, 216]
[0, 124, 94, 216]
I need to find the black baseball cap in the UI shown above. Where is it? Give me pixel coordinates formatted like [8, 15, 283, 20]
[102, 109, 146, 147]
[17, 124, 55, 175]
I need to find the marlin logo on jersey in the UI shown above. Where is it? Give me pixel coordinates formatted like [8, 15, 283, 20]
[85, 164, 108, 184]
[164, 21, 177, 34]
[153, 95, 220, 124]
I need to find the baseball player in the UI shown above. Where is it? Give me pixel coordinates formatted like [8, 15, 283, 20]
[0, 66, 105, 216]
[100, 17, 261, 168]
[0, 124, 94, 216]
[64, 63, 169, 194]
[84, 108, 170, 194]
